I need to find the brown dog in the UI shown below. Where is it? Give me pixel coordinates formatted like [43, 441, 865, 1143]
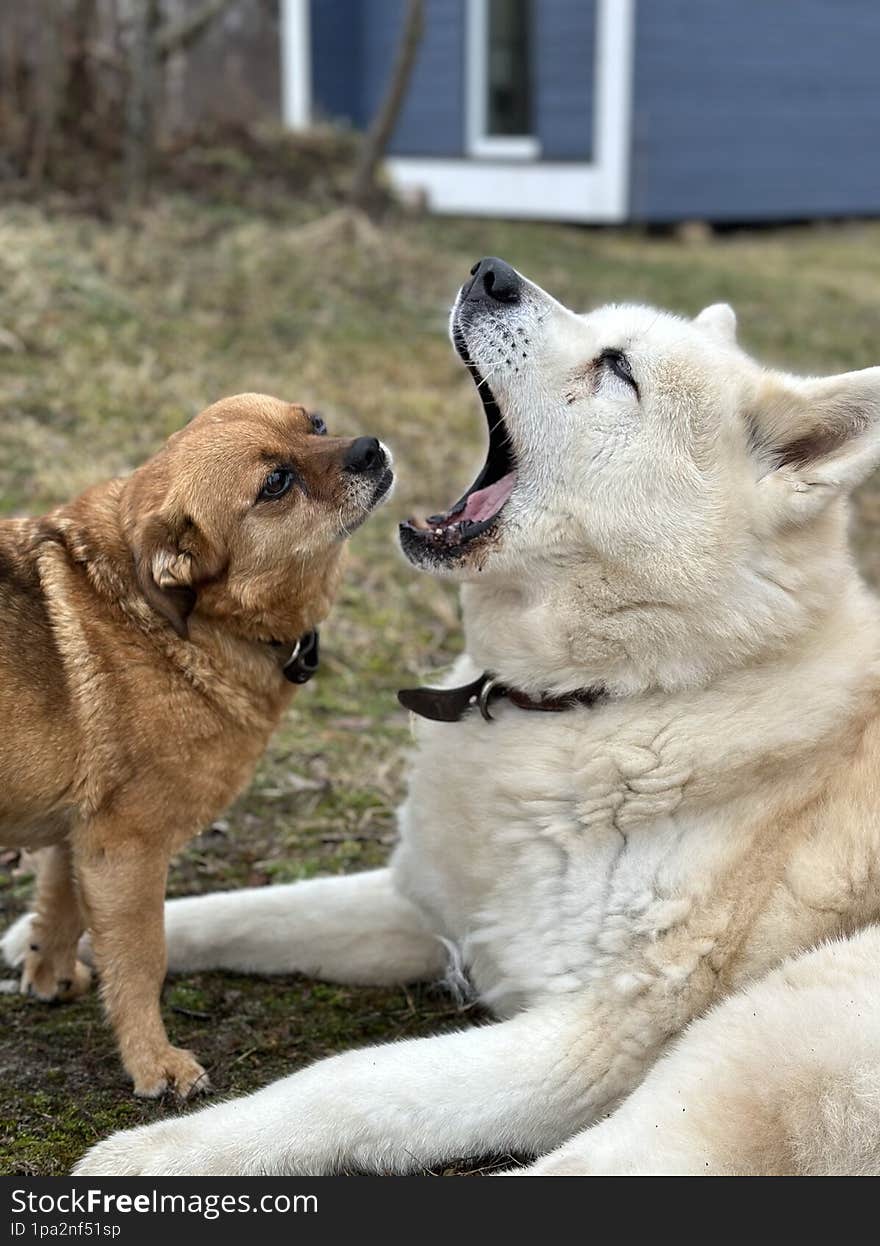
[0, 394, 392, 1096]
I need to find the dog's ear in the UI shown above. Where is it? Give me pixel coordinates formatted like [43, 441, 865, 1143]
[132, 511, 224, 638]
[753, 366, 880, 519]
[695, 303, 737, 344]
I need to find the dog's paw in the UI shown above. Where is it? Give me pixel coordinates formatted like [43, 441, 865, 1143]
[129, 1046, 210, 1099]
[1, 911, 36, 968]
[21, 949, 92, 1002]
[73, 1115, 244, 1176]
[74, 1121, 207, 1176]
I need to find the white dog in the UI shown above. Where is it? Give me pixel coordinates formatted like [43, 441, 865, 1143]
[14, 257, 880, 1175]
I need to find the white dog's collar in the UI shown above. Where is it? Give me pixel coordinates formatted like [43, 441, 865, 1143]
[398, 671, 605, 723]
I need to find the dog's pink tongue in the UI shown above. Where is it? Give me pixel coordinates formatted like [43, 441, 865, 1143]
[461, 471, 516, 523]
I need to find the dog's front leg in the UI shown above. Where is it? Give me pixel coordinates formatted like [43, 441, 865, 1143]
[14, 842, 92, 1002]
[160, 867, 447, 984]
[73, 994, 642, 1176]
[74, 828, 208, 1099]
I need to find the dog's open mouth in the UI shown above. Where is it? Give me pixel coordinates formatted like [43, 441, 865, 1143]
[400, 325, 517, 556]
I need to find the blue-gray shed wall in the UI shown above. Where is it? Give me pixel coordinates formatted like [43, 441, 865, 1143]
[309, 0, 595, 161]
[360, 0, 465, 156]
[310, 0, 362, 123]
[310, 0, 464, 153]
[534, 1, 595, 161]
[631, 0, 880, 222]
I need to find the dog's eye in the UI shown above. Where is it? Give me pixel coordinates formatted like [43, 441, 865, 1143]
[310, 413, 327, 436]
[598, 349, 639, 396]
[259, 468, 295, 500]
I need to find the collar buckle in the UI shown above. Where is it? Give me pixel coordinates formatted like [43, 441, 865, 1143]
[477, 675, 500, 722]
[282, 629, 320, 684]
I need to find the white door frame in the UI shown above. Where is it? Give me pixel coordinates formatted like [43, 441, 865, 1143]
[280, 0, 312, 131]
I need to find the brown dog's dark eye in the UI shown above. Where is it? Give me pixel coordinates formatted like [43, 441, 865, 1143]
[259, 468, 295, 500]
[310, 413, 327, 436]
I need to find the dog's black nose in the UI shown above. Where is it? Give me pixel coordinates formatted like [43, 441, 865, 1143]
[344, 436, 383, 475]
[462, 257, 522, 305]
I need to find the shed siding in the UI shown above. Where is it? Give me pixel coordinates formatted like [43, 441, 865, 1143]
[310, 1, 597, 163]
[361, 0, 465, 155]
[311, 0, 464, 153]
[534, 0, 595, 161]
[310, 0, 363, 125]
[631, 0, 880, 221]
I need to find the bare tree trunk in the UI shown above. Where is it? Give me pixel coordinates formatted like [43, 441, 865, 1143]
[125, 0, 162, 204]
[0, 8, 26, 172]
[27, 0, 63, 185]
[349, 0, 425, 218]
[61, 0, 101, 152]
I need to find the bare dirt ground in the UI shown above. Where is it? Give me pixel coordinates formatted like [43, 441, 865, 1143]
[3, 198, 880, 1173]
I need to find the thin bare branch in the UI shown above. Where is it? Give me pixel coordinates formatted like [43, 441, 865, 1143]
[155, 0, 238, 62]
[349, 0, 425, 218]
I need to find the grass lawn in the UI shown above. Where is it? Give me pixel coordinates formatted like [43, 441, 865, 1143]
[3, 197, 880, 1174]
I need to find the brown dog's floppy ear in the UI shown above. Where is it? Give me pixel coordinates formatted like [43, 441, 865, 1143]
[132, 512, 222, 639]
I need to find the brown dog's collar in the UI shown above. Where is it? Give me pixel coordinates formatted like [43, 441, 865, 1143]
[397, 671, 605, 723]
[273, 629, 320, 684]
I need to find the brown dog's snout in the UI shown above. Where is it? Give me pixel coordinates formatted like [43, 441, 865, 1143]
[344, 436, 385, 476]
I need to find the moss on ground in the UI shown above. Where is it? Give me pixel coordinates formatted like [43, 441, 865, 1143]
[3, 198, 880, 1174]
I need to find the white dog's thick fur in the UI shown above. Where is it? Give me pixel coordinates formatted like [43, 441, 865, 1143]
[517, 927, 880, 1176]
[23, 264, 880, 1174]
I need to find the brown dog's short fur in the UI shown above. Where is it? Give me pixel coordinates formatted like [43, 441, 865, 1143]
[0, 394, 391, 1096]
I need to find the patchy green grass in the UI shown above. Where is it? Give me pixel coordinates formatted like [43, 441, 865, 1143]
[3, 197, 880, 1174]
